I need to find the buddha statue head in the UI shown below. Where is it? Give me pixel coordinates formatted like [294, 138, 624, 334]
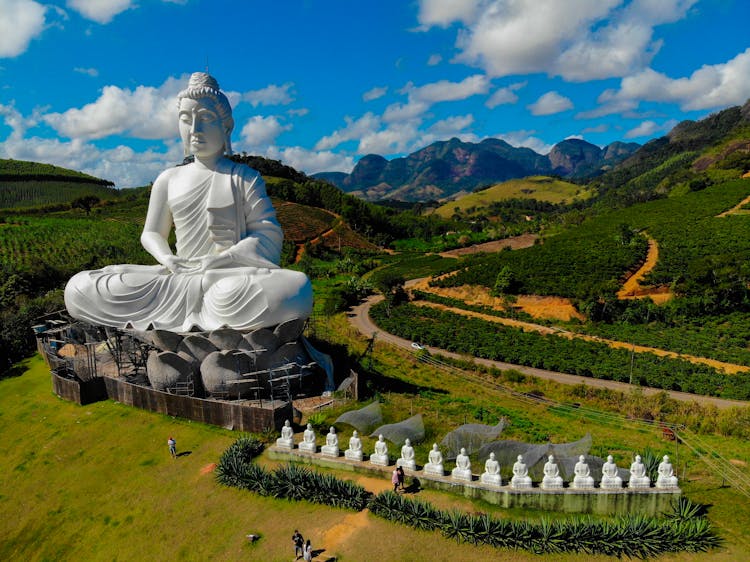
[432, 443, 438, 451]
[489, 452, 496, 461]
[404, 438, 411, 447]
[635, 454, 642, 463]
[329, 426, 335, 434]
[663, 455, 670, 463]
[352, 430, 358, 438]
[548, 454, 554, 462]
[517, 455, 523, 462]
[177, 72, 234, 158]
[607, 455, 614, 463]
[579, 455, 585, 462]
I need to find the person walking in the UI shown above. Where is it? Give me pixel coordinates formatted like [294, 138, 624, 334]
[292, 530, 304, 559]
[303, 538, 313, 561]
[391, 467, 400, 492]
[168, 437, 176, 459]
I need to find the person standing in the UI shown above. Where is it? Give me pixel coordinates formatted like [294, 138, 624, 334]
[292, 530, 304, 559]
[396, 466, 405, 491]
[391, 467, 400, 492]
[303, 538, 312, 561]
[168, 437, 176, 459]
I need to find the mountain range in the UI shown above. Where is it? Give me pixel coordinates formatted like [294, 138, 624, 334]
[314, 137, 640, 202]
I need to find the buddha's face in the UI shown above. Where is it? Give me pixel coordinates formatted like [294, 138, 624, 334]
[179, 97, 226, 159]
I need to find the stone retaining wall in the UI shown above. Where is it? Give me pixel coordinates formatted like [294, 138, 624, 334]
[267, 446, 679, 516]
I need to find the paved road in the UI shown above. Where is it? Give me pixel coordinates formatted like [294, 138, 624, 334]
[349, 294, 748, 410]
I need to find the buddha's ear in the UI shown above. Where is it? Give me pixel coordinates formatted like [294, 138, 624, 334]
[224, 130, 233, 156]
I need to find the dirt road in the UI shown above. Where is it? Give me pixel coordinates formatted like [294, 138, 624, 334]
[349, 294, 748, 410]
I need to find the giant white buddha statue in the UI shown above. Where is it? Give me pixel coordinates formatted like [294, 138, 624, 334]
[64, 72, 312, 333]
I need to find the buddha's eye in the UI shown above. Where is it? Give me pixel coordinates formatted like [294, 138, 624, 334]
[179, 113, 192, 124]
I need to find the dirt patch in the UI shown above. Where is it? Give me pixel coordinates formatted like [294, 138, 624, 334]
[200, 463, 217, 475]
[322, 510, 372, 553]
[439, 233, 537, 258]
[617, 236, 673, 303]
[730, 459, 748, 467]
[718, 192, 750, 217]
[410, 281, 583, 322]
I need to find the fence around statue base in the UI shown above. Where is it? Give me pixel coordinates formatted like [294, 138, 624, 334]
[267, 446, 679, 516]
[51, 369, 291, 433]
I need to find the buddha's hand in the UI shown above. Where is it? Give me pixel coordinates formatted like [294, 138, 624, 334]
[197, 252, 233, 271]
[161, 255, 199, 273]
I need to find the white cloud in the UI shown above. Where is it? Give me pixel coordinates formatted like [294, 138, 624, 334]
[0, 134, 182, 187]
[241, 83, 295, 107]
[67, 0, 132, 24]
[0, 101, 42, 141]
[409, 74, 490, 103]
[74, 66, 99, 77]
[265, 145, 355, 174]
[495, 130, 554, 154]
[528, 91, 573, 116]
[601, 47, 750, 111]
[287, 108, 309, 117]
[486, 81, 526, 108]
[363, 86, 388, 102]
[428, 114, 474, 135]
[357, 122, 420, 155]
[419, 0, 697, 81]
[624, 118, 678, 139]
[314, 112, 381, 151]
[0, 0, 46, 58]
[238, 115, 291, 149]
[582, 123, 609, 134]
[42, 75, 188, 140]
[382, 100, 429, 123]
[427, 54, 442, 66]
[417, 0, 483, 27]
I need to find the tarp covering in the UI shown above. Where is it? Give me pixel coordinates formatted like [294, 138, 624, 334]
[334, 401, 383, 434]
[439, 420, 508, 460]
[301, 336, 334, 390]
[371, 414, 425, 446]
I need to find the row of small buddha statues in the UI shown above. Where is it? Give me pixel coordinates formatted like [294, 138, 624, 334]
[276, 421, 679, 490]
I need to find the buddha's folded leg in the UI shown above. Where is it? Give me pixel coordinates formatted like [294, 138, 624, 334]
[64, 265, 203, 331]
[201, 267, 313, 330]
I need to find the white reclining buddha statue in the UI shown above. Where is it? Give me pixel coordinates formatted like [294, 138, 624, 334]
[65, 72, 312, 333]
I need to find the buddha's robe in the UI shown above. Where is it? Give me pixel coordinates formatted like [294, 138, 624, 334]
[65, 159, 312, 331]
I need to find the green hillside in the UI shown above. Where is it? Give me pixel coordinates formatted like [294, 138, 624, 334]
[434, 175, 592, 218]
[0, 158, 118, 209]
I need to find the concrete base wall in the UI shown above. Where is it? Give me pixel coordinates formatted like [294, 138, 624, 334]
[268, 447, 679, 516]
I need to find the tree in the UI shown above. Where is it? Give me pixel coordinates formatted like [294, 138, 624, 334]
[71, 195, 100, 215]
[491, 266, 515, 296]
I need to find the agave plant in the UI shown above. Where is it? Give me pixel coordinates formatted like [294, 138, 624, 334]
[665, 495, 708, 521]
[215, 447, 250, 488]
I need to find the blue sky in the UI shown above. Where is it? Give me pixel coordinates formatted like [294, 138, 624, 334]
[0, 0, 749, 187]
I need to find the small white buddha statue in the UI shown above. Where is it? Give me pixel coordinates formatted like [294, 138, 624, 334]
[511, 454, 532, 489]
[480, 452, 502, 487]
[397, 438, 416, 471]
[600, 455, 623, 489]
[628, 454, 651, 489]
[452, 447, 472, 481]
[424, 443, 444, 476]
[321, 426, 339, 457]
[655, 455, 679, 489]
[572, 455, 595, 489]
[370, 434, 389, 466]
[298, 423, 316, 453]
[344, 430, 363, 461]
[541, 454, 563, 489]
[276, 419, 294, 449]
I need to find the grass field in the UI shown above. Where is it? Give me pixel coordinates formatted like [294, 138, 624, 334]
[433, 176, 592, 218]
[3, 342, 750, 560]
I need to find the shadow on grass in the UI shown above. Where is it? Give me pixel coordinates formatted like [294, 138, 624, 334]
[403, 478, 421, 494]
[176, 451, 192, 458]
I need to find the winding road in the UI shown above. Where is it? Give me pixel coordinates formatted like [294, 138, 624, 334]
[348, 294, 749, 410]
